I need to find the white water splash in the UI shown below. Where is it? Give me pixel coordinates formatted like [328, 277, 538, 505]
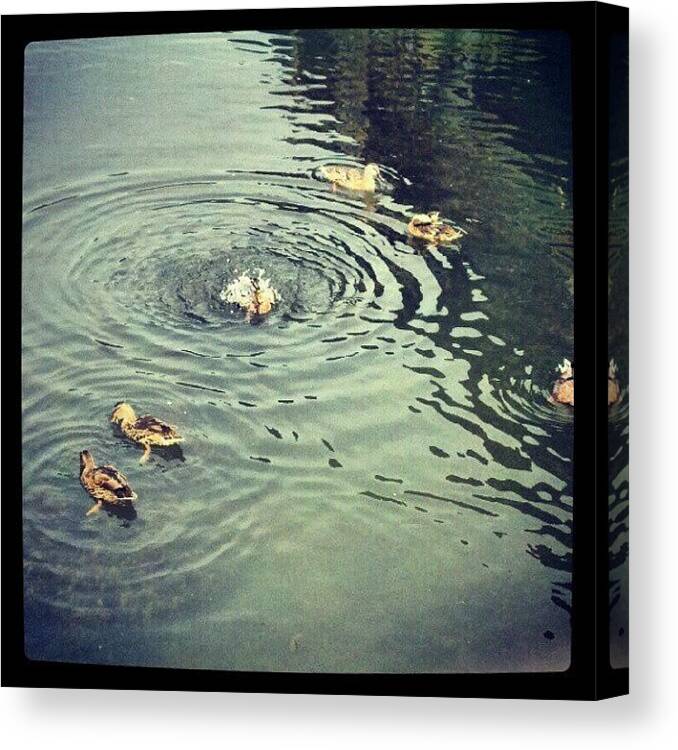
[220, 269, 279, 311]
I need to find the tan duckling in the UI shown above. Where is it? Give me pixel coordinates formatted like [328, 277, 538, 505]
[111, 402, 183, 463]
[550, 358, 574, 406]
[608, 359, 621, 406]
[407, 211, 464, 248]
[79, 450, 137, 516]
[320, 163, 381, 193]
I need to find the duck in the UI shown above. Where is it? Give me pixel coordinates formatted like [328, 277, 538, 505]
[551, 358, 574, 406]
[407, 212, 464, 248]
[110, 402, 183, 463]
[220, 273, 278, 322]
[319, 163, 381, 193]
[247, 278, 277, 319]
[608, 359, 621, 406]
[79, 449, 137, 516]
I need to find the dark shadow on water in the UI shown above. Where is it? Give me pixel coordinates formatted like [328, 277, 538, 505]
[102, 502, 138, 525]
[152, 443, 186, 464]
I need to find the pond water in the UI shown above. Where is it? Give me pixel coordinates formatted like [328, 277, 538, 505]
[22, 29, 574, 673]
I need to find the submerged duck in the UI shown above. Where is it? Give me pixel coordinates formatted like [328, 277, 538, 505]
[407, 212, 464, 248]
[608, 359, 621, 406]
[319, 163, 381, 193]
[220, 273, 278, 321]
[248, 278, 276, 317]
[111, 402, 183, 463]
[79, 449, 137, 516]
[551, 358, 574, 406]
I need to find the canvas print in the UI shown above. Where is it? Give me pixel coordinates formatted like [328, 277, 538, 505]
[22, 27, 582, 674]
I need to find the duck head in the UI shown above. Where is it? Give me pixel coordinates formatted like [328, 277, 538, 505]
[79, 450, 95, 473]
[110, 401, 136, 426]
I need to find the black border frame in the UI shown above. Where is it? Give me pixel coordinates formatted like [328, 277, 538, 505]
[1, 2, 628, 700]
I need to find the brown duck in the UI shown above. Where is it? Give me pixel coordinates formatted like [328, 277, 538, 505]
[550, 358, 574, 406]
[111, 402, 183, 463]
[407, 212, 464, 248]
[608, 359, 621, 406]
[79, 450, 137, 516]
[246, 278, 276, 319]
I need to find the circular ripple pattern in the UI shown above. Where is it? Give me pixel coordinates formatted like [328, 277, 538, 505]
[23, 167, 573, 669]
[26, 173, 401, 341]
[22, 170, 406, 614]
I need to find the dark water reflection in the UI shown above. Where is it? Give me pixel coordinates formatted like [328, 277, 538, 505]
[22, 29, 573, 672]
[607, 31, 629, 669]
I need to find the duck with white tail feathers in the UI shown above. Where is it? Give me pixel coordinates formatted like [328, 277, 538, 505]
[220, 271, 279, 322]
[550, 358, 574, 406]
[79, 450, 137, 517]
[407, 211, 464, 250]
